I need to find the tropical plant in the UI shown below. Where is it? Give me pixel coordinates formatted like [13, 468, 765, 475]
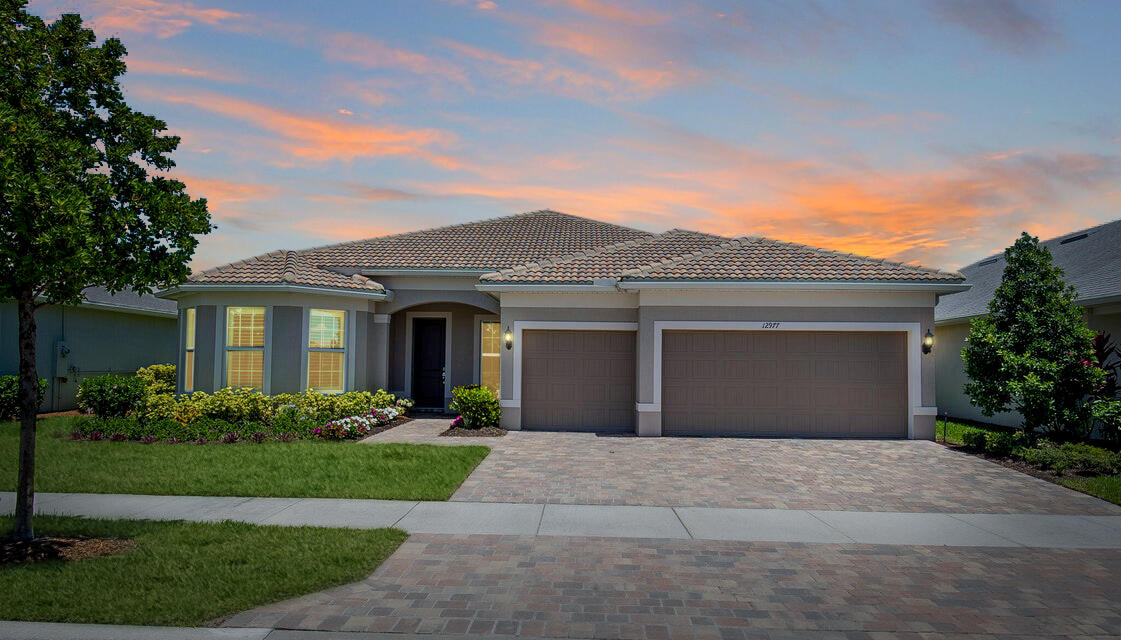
[136, 364, 177, 396]
[962, 233, 1103, 439]
[1, 2, 212, 540]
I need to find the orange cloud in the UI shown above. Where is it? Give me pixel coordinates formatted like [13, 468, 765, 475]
[151, 90, 460, 165]
[548, 0, 666, 26]
[442, 41, 615, 97]
[323, 32, 470, 86]
[125, 56, 242, 82]
[86, 0, 243, 38]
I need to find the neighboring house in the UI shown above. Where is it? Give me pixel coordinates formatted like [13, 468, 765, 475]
[158, 210, 967, 439]
[1, 287, 178, 412]
[935, 219, 1121, 427]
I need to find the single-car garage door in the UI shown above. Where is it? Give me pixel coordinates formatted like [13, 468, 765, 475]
[662, 330, 907, 437]
[522, 330, 635, 431]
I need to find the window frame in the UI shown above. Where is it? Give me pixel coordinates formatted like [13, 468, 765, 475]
[223, 305, 268, 391]
[474, 314, 501, 395]
[305, 308, 348, 394]
[183, 308, 196, 393]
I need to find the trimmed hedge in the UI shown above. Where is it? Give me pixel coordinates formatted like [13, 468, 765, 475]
[449, 385, 500, 428]
[76, 374, 147, 418]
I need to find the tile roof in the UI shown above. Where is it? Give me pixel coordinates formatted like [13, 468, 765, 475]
[188, 250, 385, 292]
[186, 209, 964, 292]
[297, 210, 651, 270]
[623, 237, 964, 282]
[80, 286, 178, 314]
[480, 229, 727, 283]
[936, 218, 1121, 322]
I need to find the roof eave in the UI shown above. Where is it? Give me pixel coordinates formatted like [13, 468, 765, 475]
[619, 280, 971, 293]
[475, 283, 622, 293]
[157, 283, 394, 301]
[361, 268, 495, 277]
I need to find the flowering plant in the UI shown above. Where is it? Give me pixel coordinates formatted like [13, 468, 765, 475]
[314, 406, 399, 440]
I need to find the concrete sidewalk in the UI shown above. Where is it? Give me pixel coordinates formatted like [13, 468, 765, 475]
[3, 491, 1119, 548]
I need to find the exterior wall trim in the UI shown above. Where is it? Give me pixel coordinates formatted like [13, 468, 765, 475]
[158, 283, 391, 301]
[404, 311, 454, 404]
[624, 281, 969, 293]
[651, 320, 924, 439]
[472, 313, 500, 387]
[510, 321, 639, 404]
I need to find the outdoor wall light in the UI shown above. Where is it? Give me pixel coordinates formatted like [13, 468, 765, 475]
[504, 326, 514, 350]
[922, 329, 934, 354]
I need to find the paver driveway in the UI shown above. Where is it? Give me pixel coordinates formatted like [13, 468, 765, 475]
[439, 427, 1119, 514]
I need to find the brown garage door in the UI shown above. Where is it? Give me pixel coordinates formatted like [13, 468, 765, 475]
[522, 330, 635, 431]
[662, 330, 907, 437]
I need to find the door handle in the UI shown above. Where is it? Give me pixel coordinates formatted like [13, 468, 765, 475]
[441, 367, 446, 383]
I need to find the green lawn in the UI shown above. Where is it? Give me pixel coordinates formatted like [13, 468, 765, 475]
[1, 417, 488, 500]
[1058, 475, 1121, 505]
[0, 516, 405, 626]
[934, 418, 1007, 445]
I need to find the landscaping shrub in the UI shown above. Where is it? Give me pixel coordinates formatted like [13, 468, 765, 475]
[961, 428, 988, 451]
[313, 407, 399, 440]
[449, 385, 500, 429]
[1019, 442, 1121, 476]
[76, 374, 147, 418]
[983, 430, 1027, 458]
[0, 375, 47, 421]
[136, 364, 176, 396]
[1091, 399, 1121, 445]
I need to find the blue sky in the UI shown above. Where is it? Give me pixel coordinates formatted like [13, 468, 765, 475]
[28, 0, 1121, 270]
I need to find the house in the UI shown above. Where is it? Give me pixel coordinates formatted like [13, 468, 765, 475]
[1, 287, 178, 412]
[158, 210, 968, 439]
[935, 219, 1121, 427]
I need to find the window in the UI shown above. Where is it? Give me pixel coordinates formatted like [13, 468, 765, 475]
[225, 306, 265, 390]
[308, 309, 346, 393]
[183, 308, 196, 392]
[480, 321, 501, 394]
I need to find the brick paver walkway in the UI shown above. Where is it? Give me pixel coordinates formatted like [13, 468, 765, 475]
[225, 534, 1121, 638]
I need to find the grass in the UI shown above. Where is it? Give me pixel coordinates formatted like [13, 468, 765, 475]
[1, 417, 489, 500]
[0, 516, 406, 626]
[934, 418, 1008, 445]
[1058, 475, 1121, 505]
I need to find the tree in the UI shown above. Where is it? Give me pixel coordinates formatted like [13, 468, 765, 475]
[962, 233, 1102, 438]
[1, 1, 211, 540]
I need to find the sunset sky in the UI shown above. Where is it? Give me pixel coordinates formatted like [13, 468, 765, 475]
[28, 0, 1121, 271]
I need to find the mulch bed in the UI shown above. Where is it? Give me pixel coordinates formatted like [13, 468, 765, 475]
[2, 536, 135, 565]
[440, 426, 507, 437]
[363, 416, 413, 438]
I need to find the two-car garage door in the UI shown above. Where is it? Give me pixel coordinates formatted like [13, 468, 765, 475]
[662, 330, 907, 437]
[519, 328, 908, 437]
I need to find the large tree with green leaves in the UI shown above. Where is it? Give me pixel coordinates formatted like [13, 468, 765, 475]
[1, 0, 211, 540]
[962, 232, 1101, 438]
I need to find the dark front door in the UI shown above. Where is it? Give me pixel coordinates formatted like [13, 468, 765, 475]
[412, 317, 447, 408]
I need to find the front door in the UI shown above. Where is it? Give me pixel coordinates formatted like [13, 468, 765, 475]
[412, 317, 447, 408]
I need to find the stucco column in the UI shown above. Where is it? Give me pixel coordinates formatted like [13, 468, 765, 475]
[635, 304, 661, 436]
[368, 313, 391, 392]
[192, 305, 217, 393]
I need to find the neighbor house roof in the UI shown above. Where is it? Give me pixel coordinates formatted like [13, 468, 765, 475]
[482, 231, 964, 284]
[182, 209, 965, 294]
[79, 287, 178, 316]
[935, 218, 1121, 323]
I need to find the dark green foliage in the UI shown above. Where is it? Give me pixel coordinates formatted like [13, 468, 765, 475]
[0, 376, 46, 421]
[961, 428, 988, 451]
[983, 431, 1026, 458]
[962, 233, 1102, 437]
[75, 375, 146, 418]
[1018, 442, 1121, 477]
[449, 384, 501, 428]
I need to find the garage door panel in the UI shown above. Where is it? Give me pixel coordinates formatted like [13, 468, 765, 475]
[663, 330, 907, 438]
[522, 330, 635, 431]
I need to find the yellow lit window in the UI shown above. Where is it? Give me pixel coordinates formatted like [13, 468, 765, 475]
[308, 309, 345, 393]
[225, 306, 265, 390]
[184, 308, 196, 392]
[480, 321, 500, 394]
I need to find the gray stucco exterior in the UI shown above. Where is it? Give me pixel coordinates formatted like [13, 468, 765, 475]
[1, 299, 177, 412]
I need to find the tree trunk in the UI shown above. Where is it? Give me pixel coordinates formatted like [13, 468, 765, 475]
[12, 290, 39, 541]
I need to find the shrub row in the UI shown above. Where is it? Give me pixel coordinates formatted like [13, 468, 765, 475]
[960, 427, 1121, 476]
[0, 375, 48, 421]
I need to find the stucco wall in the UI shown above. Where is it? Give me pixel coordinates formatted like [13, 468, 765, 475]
[386, 302, 493, 404]
[936, 308, 1121, 428]
[1, 303, 176, 411]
